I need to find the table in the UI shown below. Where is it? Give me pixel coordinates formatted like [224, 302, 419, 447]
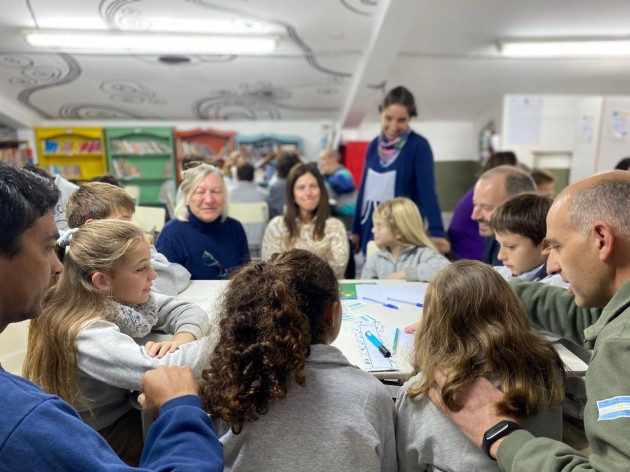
[177, 279, 588, 382]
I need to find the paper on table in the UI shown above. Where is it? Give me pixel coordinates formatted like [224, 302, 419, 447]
[356, 284, 427, 307]
[354, 321, 398, 372]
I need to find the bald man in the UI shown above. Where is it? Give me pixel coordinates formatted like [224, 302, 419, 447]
[471, 165, 536, 265]
[431, 171, 630, 471]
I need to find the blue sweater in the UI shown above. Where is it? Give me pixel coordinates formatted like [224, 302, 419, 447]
[157, 211, 250, 280]
[0, 367, 223, 471]
[352, 131, 446, 253]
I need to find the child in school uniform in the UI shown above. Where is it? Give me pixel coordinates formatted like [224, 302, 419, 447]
[490, 193, 567, 287]
[24, 219, 208, 466]
[200, 249, 397, 472]
[396, 261, 565, 472]
[361, 197, 450, 281]
[64, 181, 191, 295]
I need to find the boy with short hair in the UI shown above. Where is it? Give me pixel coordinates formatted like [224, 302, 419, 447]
[65, 182, 191, 295]
[489, 193, 565, 287]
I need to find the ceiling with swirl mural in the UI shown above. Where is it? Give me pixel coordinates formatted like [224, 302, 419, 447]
[1, 0, 630, 127]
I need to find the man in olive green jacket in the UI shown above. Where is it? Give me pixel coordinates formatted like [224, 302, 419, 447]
[429, 170, 630, 471]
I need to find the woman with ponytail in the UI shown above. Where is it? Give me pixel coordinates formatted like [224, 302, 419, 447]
[200, 249, 396, 471]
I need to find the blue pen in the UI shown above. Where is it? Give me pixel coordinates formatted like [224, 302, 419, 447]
[362, 296, 398, 309]
[365, 330, 391, 358]
[386, 297, 423, 308]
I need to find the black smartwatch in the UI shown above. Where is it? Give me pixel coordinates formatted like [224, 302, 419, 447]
[482, 420, 522, 460]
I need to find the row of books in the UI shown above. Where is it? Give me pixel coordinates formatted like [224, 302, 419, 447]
[111, 140, 171, 154]
[0, 147, 32, 167]
[44, 140, 102, 154]
[111, 159, 173, 179]
[44, 164, 82, 179]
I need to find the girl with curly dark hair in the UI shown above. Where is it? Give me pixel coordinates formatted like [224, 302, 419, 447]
[200, 249, 396, 471]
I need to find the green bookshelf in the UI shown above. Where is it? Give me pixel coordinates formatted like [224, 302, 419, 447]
[105, 127, 175, 206]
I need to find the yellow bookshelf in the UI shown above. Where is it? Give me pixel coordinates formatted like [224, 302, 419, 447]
[35, 127, 106, 182]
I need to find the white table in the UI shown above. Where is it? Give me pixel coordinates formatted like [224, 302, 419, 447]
[178, 279, 588, 381]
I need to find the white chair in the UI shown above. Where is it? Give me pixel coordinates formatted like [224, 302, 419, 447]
[0, 320, 30, 375]
[123, 185, 141, 204]
[133, 206, 167, 239]
[366, 240, 379, 259]
[228, 201, 269, 259]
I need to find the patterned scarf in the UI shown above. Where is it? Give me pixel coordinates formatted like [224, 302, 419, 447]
[110, 293, 159, 338]
[377, 130, 410, 167]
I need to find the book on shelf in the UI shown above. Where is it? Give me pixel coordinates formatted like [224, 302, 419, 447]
[112, 158, 141, 178]
[43, 140, 102, 154]
[44, 164, 82, 179]
[111, 140, 170, 155]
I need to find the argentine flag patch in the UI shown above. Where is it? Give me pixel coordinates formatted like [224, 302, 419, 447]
[597, 396, 630, 421]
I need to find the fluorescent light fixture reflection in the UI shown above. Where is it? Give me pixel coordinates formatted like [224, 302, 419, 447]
[499, 38, 630, 57]
[24, 30, 278, 54]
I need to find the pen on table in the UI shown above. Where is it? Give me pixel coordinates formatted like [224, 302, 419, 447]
[386, 297, 423, 308]
[365, 330, 392, 358]
[392, 328, 399, 355]
[362, 296, 398, 309]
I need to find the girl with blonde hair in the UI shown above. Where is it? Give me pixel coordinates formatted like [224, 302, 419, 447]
[396, 260, 565, 471]
[200, 249, 396, 471]
[24, 219, 208, 465]
[361, 197, 449, 281]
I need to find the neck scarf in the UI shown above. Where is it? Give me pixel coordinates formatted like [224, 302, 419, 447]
[377, 130, 410, 167]
[110, 293, 159, 338]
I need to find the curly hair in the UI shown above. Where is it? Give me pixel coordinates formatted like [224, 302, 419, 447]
[199, 249, 339, 433]
[407, 260, 565, 418]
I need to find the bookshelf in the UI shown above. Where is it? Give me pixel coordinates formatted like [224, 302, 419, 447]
[0, 140, 32, 167]
[104, 127, 175, 206]
[35, 127, 106, 182]
[174, 128, 235, 185]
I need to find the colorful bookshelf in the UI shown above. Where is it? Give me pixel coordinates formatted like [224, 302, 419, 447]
[35, 127, 106, 182]
[104, 127, 175, 206]
[174, 128, 235, 185]
[0, 140, 32, 167]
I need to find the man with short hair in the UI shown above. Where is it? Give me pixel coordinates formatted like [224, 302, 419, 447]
[229, 162, 268, 203]
[431, 170, 630, 471]
[471, 165, 536, 265]
[0, 163, 222, 470]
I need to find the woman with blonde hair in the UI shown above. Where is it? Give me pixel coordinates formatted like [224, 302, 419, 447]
[200, 249, 396, 471]
[396, 260, 565, 471]
[262, 163, 349, 278]
[24, 219, 208, 465]
[156, 163, 250, 279]
[361, 197, 449, 281]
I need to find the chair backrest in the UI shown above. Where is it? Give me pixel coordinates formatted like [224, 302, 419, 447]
[0, 320, 30, 375]
[133, 206, 167, 234]
[228, 202, 269, 259]
[366, 240, 379, 259]
[123, 185, 141, 204]
[227, 201, 269, 224]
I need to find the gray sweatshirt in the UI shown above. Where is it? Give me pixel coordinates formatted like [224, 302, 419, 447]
[74, 292, 209, 431]
[361, 245, 450, 281]
[396, 373, 563, 472]
[217, 344, 397, 472]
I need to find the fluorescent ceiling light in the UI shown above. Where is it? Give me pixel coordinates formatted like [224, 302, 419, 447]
[24, 29, 278, 55]
[499, 38, 630, 57]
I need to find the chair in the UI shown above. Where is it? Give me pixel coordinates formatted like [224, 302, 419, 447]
[366, 240, 379, 259]
[0, 320, 30, 375]
[123, 185, 141, 204]
[228, 201, 269, 259]
[132, 206, 167, 239]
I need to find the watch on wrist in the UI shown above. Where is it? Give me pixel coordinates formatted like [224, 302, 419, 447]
[482, 420, 522, 460]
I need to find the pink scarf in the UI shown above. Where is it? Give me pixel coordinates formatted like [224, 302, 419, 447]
[377, 130, 409, 166]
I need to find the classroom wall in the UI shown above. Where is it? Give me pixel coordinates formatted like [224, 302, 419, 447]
[571, 96, 603, 183]
[597, 96, 630, 172]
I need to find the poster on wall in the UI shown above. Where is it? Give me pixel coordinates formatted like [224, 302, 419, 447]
[611, 111, 630, 139]
[507, 97, 543, 145]
[581, 114, 594, 144]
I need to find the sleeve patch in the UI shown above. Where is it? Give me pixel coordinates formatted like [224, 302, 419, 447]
[597, 396, 630, 421]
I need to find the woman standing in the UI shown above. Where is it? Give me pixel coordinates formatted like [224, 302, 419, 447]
[157, 164, 250, 279]
[352, 86, 449, 255]
[262, 163, 349, 278]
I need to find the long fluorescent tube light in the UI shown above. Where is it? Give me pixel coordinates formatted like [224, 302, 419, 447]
[499, 38, 630, 57]
[24, 29, 278, 55]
